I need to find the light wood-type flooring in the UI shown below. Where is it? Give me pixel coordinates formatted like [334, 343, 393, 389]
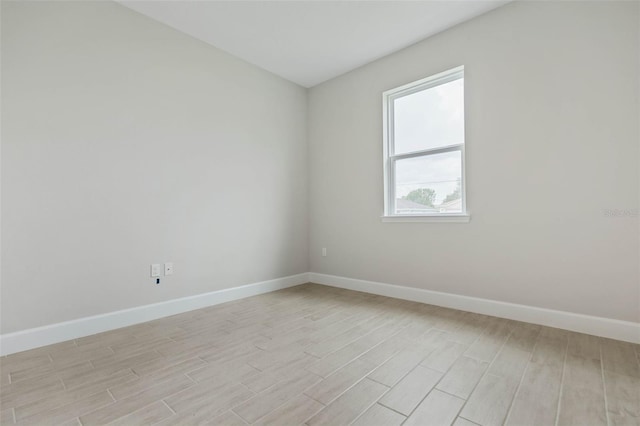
[1, 284, 639, 425]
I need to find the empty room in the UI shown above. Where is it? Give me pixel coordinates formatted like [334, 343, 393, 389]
[1, 0, 639, 425]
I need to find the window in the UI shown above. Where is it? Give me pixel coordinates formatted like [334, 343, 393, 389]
[382, 66, 468, 222]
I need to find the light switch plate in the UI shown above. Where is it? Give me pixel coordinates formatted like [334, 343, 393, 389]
[151, 264, 161, 278]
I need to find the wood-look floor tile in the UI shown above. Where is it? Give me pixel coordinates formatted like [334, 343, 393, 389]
[453, 417, 480, 426]
[261, 318, 315, 340]
[208, 410, 249, 426]
[305, 323, 377, 359]
[352, 403, 405, 426]
[441, 313, 490, 346]
[8, 360, 94, 385]
[79, 374, 193, 424]
[2, 284, 636, 426]
[233, 371, 320, 424]
[3, 342, 73, 361]
[89, 350, 164, 375]
[403, 389, 464, 426]
[421, 340, 467, 373]
[415, 328, 449, 349]
[165, 378, 253, 418]
[368, 350, 426, 387]
[256, 326, 314, 352]
[74, 329, 141, 348]
[557, 354, 606, 426]
[459, 373, 519, 426]
[505, 323, 540, 351]
[357, 335, 406, 366]
[16, 391, 114, 425]
[603, 370, 640, 425]
[0, 354, 52, 375]
[305, 307, 351, 324]
[154, 339, 220, 361]
[505, 334, 567, 426]
[0, 376, 64, 409]
[14, 369, 138, 420]
[305, 326, 393, 378]
[133, 325, 187, 341]
[0, 407, 14, 424]
[567, 332, 600, 361]
[254, 394, 324, 426]
[487, 345, 531, 379]
[109, 371, 192, 401]
[56, 417, 82, 426]
[378, 365, 441, 416]
[155, 403, 248, 426]
[436, 356, 488, 399]
[306, 378, 388, 426]
[305, 319, 363, 347]
[602, 340, 640, 378]
[246, 347, 308, 373]
[464, 318, 512, 362]
[186, 359, 259, 385]
[132, 356, 205, 379]
[109, 337, 174, 358]
[63, 366, 138, 394]
[241, 368, 296, 394]
[304, 358, 376, 405]
[108, 401, 174, 426]
[48, 346, 115, 369]
[0, 373, 9, 387]
[198, 342, 260, 365]
[1, 373, 61, 400]
[505, 363, 562, 426]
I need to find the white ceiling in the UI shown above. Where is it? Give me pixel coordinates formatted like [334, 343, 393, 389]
[118, 1, 510, 88]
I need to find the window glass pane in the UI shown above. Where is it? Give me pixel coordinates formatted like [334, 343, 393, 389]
[394, 151, 462, 214]
[393, 78, 464, 155]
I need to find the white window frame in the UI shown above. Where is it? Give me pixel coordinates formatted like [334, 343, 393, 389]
[382, 65, 469, 223]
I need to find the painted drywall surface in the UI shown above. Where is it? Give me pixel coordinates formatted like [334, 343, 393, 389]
[309, 1, 640, 322]
[1, 1, 308, 333]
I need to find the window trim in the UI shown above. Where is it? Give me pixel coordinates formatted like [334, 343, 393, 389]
[382, 65, 469, 221]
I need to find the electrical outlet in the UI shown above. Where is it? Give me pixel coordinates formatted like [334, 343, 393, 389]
[164, 262, 173, 276]
[151, 264, 161, 277]
[322, 248, 327, 257]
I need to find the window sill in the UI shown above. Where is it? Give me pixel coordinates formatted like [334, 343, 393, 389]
[381, 214, 470, 223]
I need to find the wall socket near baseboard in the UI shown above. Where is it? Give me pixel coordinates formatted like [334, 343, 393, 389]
[164, 262, 173, 276]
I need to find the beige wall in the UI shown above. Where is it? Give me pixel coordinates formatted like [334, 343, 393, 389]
[308, 1, 640, 322]
[1, 1, 308, 333]
[2, 0, 638, 336]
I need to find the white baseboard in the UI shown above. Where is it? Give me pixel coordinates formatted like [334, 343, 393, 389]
[3, 271, 637, 356]
[0, 273, 310, 356]
[309, 272, 640, 344]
